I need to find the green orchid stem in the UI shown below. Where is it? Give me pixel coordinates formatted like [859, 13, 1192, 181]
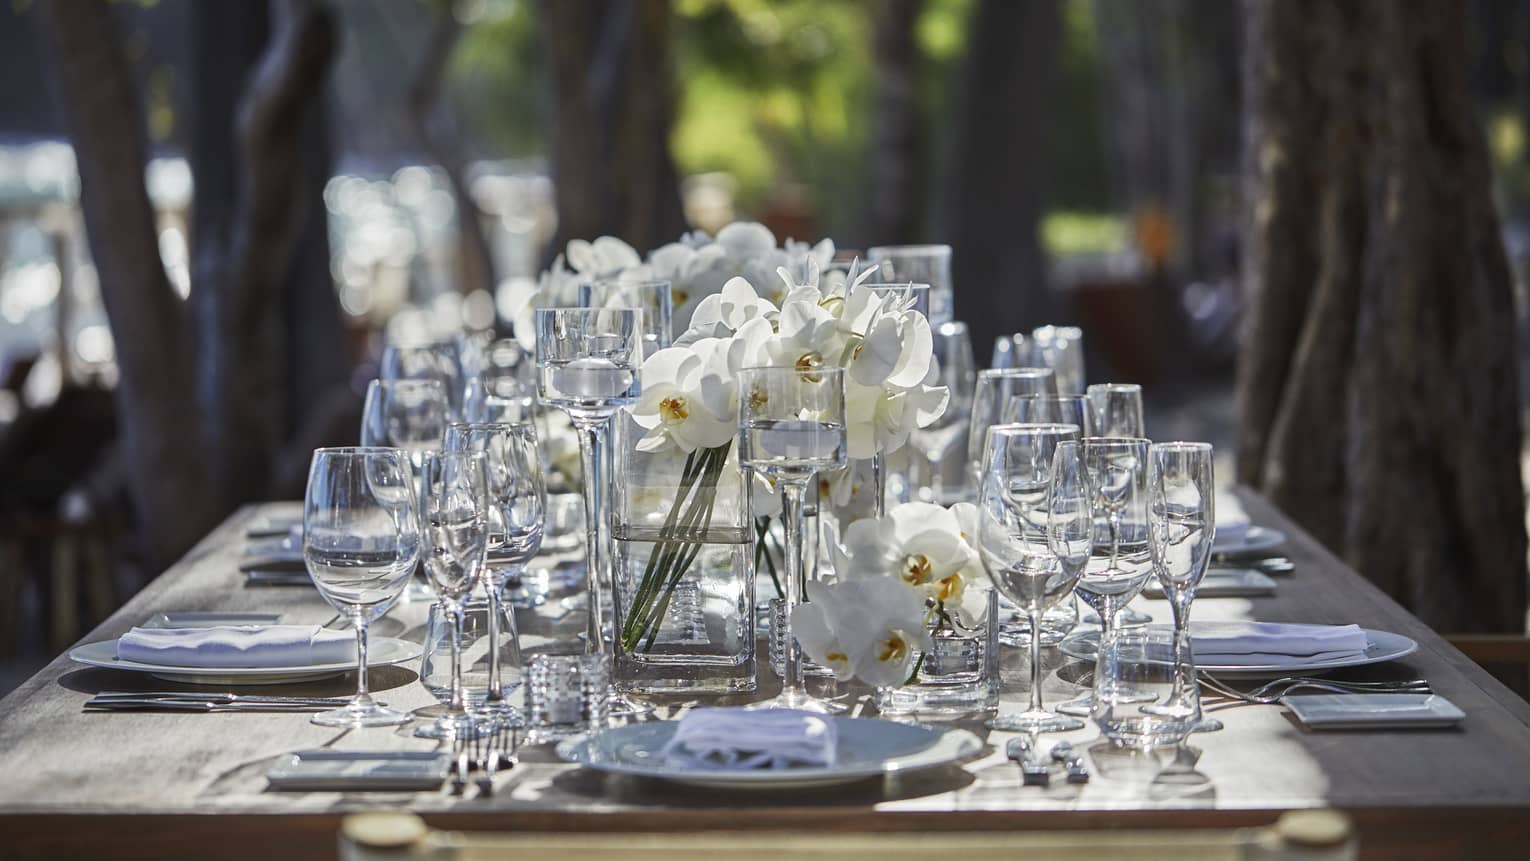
[755, 519, 783, 602]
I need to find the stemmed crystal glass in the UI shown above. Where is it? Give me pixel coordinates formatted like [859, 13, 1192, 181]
[360, 379, 448, 457]
[1147, 441, 1218, 730]
[581, 279, 674, 354]
[1086, 383, 1145, 438]
[382, 341, 465, 420]
[534, 307, 650, 715]
[908, 321, 975, 505]
[303, 447, 421, 727]
[1028, 325, 1086, 395]
[1005, 393, 1093, 434]
[738, 365, 848, 711]
[977, 426, 1088, 732]
[965, 368, 1057, 495]
[414, 450, 492, 739]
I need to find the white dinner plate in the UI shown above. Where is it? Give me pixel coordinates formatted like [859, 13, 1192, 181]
[557, 716, 982, 790]
[1281, 693, 1464, 730]
[67, 636, 420, 685]
[1212, 526, 1286, 555]
[1059, 628, 1419, 677]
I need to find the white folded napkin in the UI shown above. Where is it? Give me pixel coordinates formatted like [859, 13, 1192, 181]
[1214, 491, 1250, 546]
[116, 625, 353, 668]
[1191, 621, 1368, 664]
[660, 707, 837, 770]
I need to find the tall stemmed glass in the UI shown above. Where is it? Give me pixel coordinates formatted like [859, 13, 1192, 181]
[739, 365, 848, 711]
[445, 421, 544, 715]
[908, 321, 975, 504]
[534, 307, 650, 715]
[965, 368, 1057, 495]
[1005, 394, 1094, 434]
[382, 341, 466, 420]
[977, 426, 1089, 732]
[581, 279, 674, 354]
[303, 447, 421, 727]
[1147, 442, 1219, 731]
[1028, 326, 1086, 395]
[360, 379, 449, 458]
[1086, 383, 1145, 438]
[415, 450, 492, 739]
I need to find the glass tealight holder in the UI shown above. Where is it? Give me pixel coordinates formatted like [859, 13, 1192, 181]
[525, 653, 611, 744]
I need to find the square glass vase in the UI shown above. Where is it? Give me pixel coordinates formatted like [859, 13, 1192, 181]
[875, 588, 1000, 717]
[611, 415, 757, 695]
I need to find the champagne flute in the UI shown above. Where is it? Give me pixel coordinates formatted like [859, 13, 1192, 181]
[415, 450, 493, 739]
[1147, 441, 1218, 730]
[739, 365, 848, 711]
[534, 307, 649, 716]
[303, 447, 420, 727]
[1086, 383, 1145, 438]
[976, 425, 1087, 732]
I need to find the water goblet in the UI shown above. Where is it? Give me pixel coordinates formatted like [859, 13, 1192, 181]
[1028, 325, 1086, 395]
[1147, 441, 1218, 731]
[534, 307, 650, 716]
[381, 340, 466, 420]
[415, 449, 493, 739]
[1004, 394, 1093, 435]
[1086, 383, 1145, 438]
[865, 244, 953, 323]
[964, 368, 1057, 497]
[303, 447, 421, 727]
[738, 365, 848, 711]
[976, 425, 1087, 732]
[445, 421, 544, 720]
[360, 379, 448, 456]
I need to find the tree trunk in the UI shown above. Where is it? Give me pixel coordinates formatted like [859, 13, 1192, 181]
[941, 0, 1058, 362]
[540, 0, 685, 256]
[863, 0, 926, 246]
[1238, 0, 1526, 636]
[38, 0, 215, 571]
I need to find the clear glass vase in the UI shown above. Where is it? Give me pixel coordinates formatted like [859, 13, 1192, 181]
[875, 588, 1000, 717]
[611, 414, 757, 694]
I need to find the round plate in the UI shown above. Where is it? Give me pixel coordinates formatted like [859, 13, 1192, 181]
[1213, 526, 1286, 555]
[557, 716, 982, 790]
[67, 636, 420, 685]
[1059, 628, 1418, 678]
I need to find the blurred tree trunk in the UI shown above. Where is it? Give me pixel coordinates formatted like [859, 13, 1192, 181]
[38, 0, 215, 571]
[941, 0, 1058, 362]
[1238, 0, 1526, 635]
[863, 0, 925, 245]
[540, 0, 685, 256]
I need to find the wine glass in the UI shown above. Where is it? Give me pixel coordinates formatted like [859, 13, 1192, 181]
[464, 375, 537, 424]
[415, 449, 493, 739]
[581, 279, 673, 354]
[1005, 394, 1093, 434]
[991, 333, 1029, 369]
[908, 321, 976, 504]
[1086, 383, 1145, 438]
[863, 282, 932, 320]
[738, 364, 848, 711]
[534, 307, 649, 715]
[381, 341, 465, 420]
[360, 379, 448, 457]
[965, 368, 1057, 496]
[1029, 325, 1086, 395]
[975, 425, 1087, 732]
[445, 421, 545, 719]
[865, 244, 953, 323]
[1147, 441, 1218, 730]
[303, 447, 421, 727]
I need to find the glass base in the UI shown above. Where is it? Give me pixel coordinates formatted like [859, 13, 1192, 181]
[480, 700, 527, 727]
[1191, 717, 1223, 733]
[609, 689, 656, 717]
[414, 711, 497, 739]
[989, 709, 1084, 733]
[749, 688, 846, 713]
[310, 699, 411, 728]
[1055, 694, 1092, 717]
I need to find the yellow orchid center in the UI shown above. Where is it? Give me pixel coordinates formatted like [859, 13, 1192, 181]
[674, 289, 690, 305]
[933, 573, 962, 603]
[819, 296, 845, 316]
[818, 477, 833, 497]
[748, 387, 769, 411]
[659, 395, 689, 425]
[826, 650, 848, 664]
[878, 633, 910, 663]
[795, 351, 824, 383]
[900, 553, 934, 586]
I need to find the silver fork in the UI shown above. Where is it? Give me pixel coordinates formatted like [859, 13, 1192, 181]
[1200, 675, 1429, 705]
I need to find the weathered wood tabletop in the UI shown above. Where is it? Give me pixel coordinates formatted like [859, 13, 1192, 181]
[2, 491, 1529, 860]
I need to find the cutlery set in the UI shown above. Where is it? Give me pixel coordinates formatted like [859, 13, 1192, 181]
[450, 723, 516, 798]
[1006, 736, 1088, 786]
[1199, 674, 1431, 706]
[85, 691, 351, 713]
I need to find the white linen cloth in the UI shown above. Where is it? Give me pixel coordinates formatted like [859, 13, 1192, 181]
[116, 625, 353, 668]
[1191, 621, 1369, 664]
[660, 707, 837, 770]
[1214, 491, 1251, 546]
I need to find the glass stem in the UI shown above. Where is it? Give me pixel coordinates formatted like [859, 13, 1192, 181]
[1168, 591, 1192, 704]
[779, 476, 809, 700]
[1107, 512, 1121, 572]
[448, 601, 467, 717]
[486, 579, 505, 703]
[572, 414, 611, 657]
[1027, 611, 1045, 714]
[353, 613, 373, 706]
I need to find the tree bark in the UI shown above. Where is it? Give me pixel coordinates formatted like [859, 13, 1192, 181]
[38, 0, 215, 571]
[1239, 0, 1526, 635]
[540, 0, 685, 256]
[940, 0, 1058, 362]
[863, 0, 926, 245]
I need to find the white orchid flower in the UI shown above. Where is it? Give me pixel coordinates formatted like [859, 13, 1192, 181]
[830, 578, 933, 687]
[839, 502, 976, 605]
[716, 221, 777, 260]
[765, 298, 842, 379]
[566, 236, 641, 276]
[630, 347, 735, 453]
[791, 581, 855, 680]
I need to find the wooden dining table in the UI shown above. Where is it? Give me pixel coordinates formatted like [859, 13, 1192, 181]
[2, 490, 1529, 860]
